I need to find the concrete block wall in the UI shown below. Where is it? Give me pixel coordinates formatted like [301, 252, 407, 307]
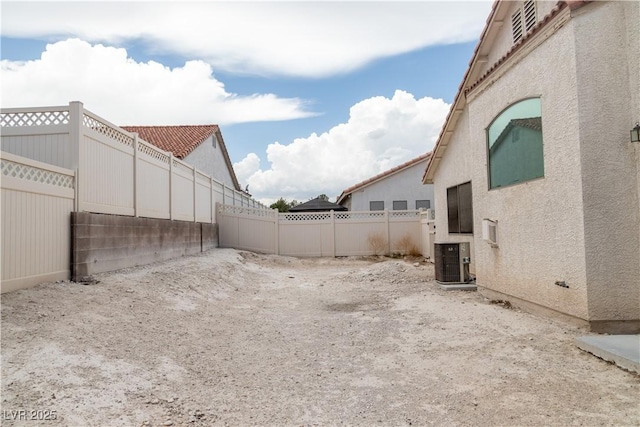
[71, 212, 218, 280]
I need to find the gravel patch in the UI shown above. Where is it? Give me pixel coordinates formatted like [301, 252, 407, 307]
[1, 248, 638, 426]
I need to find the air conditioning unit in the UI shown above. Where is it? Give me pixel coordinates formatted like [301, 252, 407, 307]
[434, 242, 471, 284]
[482, 219, 498, 246]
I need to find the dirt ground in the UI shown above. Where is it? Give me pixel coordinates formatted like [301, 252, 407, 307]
[1, 249, 639, 427]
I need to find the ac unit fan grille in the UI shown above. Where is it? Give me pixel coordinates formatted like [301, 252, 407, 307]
[434, 243, 462, 283]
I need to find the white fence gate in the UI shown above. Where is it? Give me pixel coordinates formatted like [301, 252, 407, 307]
[218, 203, 435, 258]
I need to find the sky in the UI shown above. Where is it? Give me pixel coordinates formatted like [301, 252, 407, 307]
[0, 1, 492, 205]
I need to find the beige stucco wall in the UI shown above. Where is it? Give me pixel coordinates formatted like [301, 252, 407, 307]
[571, 1, 640, 322]
[433, 1, 639, 327]
[625, 1, 640, 283]
[432, 108, 476, 277]
[184, 135, 237, 190]
[435, 8, 590, 321]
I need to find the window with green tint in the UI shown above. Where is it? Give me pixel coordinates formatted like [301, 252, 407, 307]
[488, 98, 544, 189]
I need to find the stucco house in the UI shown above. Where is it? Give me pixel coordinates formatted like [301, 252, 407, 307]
[121, 125, 245, 194]
[289, 197, 348, 213]
[337, 152, 434, 212]
[423, 0, 639, 333]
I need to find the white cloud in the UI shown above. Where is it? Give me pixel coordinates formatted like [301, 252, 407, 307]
[234, 90, 449, 204]
[0, 39, 315, 125]
[1, 2, 492, 78]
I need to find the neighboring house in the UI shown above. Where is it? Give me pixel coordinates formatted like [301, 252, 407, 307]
[337, 153, 434, 211]
[121, 125, 244, 193]
[423, 0, 639, 333]
[289, 197, 347, 213]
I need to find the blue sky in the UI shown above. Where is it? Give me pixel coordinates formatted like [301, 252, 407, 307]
[1, 1, 491, 204]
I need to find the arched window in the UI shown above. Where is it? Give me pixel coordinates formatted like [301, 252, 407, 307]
[487, 98, 544, 189]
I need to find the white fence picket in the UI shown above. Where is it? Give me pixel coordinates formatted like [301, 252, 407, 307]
[218, 205, 434, 258]
[0, 152, 75, 292]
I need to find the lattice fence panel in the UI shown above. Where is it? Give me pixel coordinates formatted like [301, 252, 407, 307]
[1, 111, 70, 127]
[280, 212, 331, 222]
[390, 211, 421, 219]
[218, 204, 275, 218]
[335, 212, 385, 221]
[1, 159, 74, 189]
[82, 114, 133, 147]
[138, 142, 170, 163]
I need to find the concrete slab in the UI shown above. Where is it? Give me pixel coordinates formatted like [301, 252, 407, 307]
[576, 335, 640, 374]
[436, 282, 477, 291]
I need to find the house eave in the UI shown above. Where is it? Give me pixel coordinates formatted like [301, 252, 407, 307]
[422, 0, 573, 185]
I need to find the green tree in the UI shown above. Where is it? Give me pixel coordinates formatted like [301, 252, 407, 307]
[270, 197, 298, 212]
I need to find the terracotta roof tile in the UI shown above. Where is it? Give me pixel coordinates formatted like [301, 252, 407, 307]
[337, 152, 432, 204]
[464, 3, 566, 96]
[121, 124, 243, 192]
[121, 125, 218, 159]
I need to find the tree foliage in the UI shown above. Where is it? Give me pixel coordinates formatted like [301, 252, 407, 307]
[270, 197, 299, 212]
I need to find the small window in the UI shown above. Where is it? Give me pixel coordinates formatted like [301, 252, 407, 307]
[393, 200, 407, 211]
[370, 201, 384, 211]
[447, 182, 473, 234]
[212, 135, 217, 149]
[416, 200, 431, 210]
[487, 98, 544, 189]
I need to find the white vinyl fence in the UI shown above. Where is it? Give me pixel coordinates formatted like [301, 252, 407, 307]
[1, 152, 75, 293]
[1, 102, 267, 292]
[0, 102, 266, 223]
[218, 204, 435, 258]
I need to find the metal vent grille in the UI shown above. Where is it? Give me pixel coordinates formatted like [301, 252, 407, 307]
[512, 9, 523, 43]
[524, 0, 537, 32]
[434, 243, 462, 283]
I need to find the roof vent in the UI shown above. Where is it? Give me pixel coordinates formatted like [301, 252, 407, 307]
[524, 0, 537, 32]
[512, 9, 524, 43]
[512, 1, 537, 44]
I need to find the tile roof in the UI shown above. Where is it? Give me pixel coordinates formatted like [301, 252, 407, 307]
[289, 197, 348, 212]
[121, 124, 242, 192]
[464, 3, 567, 96]
[422, 0, 585, 184]
[121, 125, 218, 159]
[337, 152, 432, 205]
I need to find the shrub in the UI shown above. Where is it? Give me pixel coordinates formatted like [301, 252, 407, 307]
[394, 233, 421, 257]
[367, 232, 388, 256]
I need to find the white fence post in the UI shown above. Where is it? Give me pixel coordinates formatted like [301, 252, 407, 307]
[193, 165, 197, 223]
[210, 176, 214, 224]
[169, 154, 174, 220]
[274, 209, 280, 255]
[331, 210, 337, 257]
[133, 133, 139, 217]
[384, 209, 391, 255]
[69, 101, 83, 212]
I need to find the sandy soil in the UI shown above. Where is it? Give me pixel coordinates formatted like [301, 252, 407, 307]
[1, 249, 639, 427]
